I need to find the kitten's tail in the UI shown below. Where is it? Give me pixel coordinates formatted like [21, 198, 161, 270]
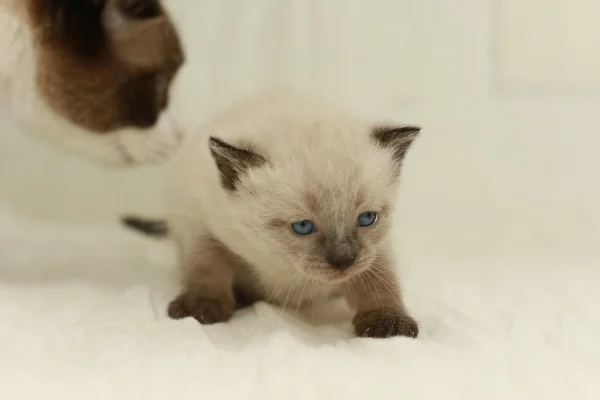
[120, 215, 169, 238]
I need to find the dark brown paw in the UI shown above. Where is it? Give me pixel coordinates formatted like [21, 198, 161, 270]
[167, 292, 235, 325]
[353, 309, 419, 339]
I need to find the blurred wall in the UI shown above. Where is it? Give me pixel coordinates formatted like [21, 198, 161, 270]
[1, 0, 599, 258]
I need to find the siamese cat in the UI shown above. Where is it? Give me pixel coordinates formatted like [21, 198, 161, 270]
[128, 92, 421, 339]
[0, 0, 185, 166]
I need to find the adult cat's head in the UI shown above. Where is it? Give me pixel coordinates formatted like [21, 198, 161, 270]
[17, 0, 184, 133]
[207, 96, 420, 283]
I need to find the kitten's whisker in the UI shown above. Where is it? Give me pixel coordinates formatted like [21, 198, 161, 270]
[268, 282, 284, 304]
[371, 261, 401, 302]
[310, 285, 316, 323]
[281, 279, 301, 314]
[365, 268, 384, 311]
[358, 270, 376, 307]
[295, 277, 309, 314]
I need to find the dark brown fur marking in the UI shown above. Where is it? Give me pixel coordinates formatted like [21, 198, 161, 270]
[371, 125, 421, 169]
[168, 292, 235, 324]
[233, 285, 257, 309]
[119, 0, 161, 19]
[25, 0, 184, 133]
[353, 308, 419, 338]
[209, 137, 268, 191]
[28, 0, 107, 60]
[117, 73, 164, 128]
[168, 236, 260, 324]
[319, 232, 362, 270]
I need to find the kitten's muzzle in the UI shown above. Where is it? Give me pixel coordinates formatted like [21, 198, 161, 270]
[325, 253, 356, 271]
[322, 234, 361, 271]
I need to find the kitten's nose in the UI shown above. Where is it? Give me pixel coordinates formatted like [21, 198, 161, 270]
[326, 254, 357, 270]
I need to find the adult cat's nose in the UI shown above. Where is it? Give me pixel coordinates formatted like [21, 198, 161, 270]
[326, 254, 356, 270]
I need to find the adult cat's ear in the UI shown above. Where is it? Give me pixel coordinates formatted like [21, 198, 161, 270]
[117, 0, 162, 19]
[371, 125, 421, 166]
[103, 0, 183, 69]
[208, 137, 267, 191]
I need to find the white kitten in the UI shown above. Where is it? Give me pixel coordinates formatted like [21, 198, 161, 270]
[0, 0, 185, 166]
[164, 91, 421, 339]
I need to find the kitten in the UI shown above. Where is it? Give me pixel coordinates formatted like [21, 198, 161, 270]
[0, 0, 185, 166]
[164, 92, 421, 339]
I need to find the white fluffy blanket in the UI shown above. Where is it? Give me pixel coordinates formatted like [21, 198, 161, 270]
[0, 208, 598, 400]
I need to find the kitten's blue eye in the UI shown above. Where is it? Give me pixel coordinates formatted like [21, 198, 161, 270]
[357, 211, 378, 227]
[291, 220, 316, 235]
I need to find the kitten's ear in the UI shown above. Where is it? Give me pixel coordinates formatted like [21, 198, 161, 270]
[208, 137, 267, 192]
[371, 125, 421, 166]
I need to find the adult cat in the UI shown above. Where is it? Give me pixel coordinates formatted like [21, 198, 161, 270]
[0, 0, 185, 166]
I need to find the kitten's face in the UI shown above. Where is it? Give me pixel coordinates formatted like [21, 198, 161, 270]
[263, 179, 395, 283]
[25, 0, 184, 132]
[209, 124, 420, 284]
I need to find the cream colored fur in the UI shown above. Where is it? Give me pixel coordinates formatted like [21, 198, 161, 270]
[166, 91, 408, 309]
[0, 2, 182, 167]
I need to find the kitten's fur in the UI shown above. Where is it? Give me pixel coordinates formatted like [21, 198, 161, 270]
[0, 0, 185, 166]
[164, 92, 421, 339]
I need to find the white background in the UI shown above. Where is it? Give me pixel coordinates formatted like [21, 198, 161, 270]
[1, 1, 600, 399]
[2, 0, 600, 258]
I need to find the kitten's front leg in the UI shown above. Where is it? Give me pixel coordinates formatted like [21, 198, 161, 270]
[344, 255, 418, 339]
[168, 237, 236, 325]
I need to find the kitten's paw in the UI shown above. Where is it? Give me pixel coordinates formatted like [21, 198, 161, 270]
[168, 292, 235, 325]
[353, 308, 419, 339]
[118, 113, 184, 164]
